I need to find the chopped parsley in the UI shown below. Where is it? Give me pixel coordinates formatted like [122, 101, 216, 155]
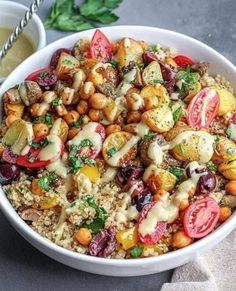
[226, 127, 232, 139]
[39, 71, 48, 78]
[38, 174, 58, 191]
[33, 114, 53, 125]
[52, 97, 62, 107]
[130, 246, 144, 258]
[177, 66, 200, 96]
[172, 107, 183, 123]
[169, 166, 184, 181]
[153, 79, 164, 85]
[71, 115, 84, 128]
[148, 45, 158, 53]
[31, 137, 51, 149]
[143, 130, 155, 141]
[207, 162, 217, 171]
[107, 147, 117, 158]
[82, 195, 108, 233]
[108, 59, 118, 68]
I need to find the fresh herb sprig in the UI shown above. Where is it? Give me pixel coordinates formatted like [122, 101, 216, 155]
[39, 174, 58, 191]
[177, 66, 200, 96]
[45, 0, 123, 32]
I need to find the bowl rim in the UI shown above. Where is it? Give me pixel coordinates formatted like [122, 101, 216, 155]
[1, 25, 236, 267]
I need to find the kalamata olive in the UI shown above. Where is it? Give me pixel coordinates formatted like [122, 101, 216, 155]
[131, 188, 152, 212]
[0, 164, 20, 185]
[196, 171, 217, 195]
[89, 226, 116, 257]
[36, 72, 57, 89]
[143, 51, 159, 64]
[164, 78, 177, 95]
[191, 62, 209, 76]
[50, 48, 72, 68]
[2, 149, 18, 164]
[116, 166, 144, 186]
[159, 61, 176, 81]
[123, 179, 144, 193]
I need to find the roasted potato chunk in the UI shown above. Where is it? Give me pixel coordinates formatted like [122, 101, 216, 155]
[4, 103, 24, 117]
[142, 61, 163, 85]
[212, 136, 236, 164]
[102, 131, 139, 167]
[56, 53, 80, 80]
[116, 38, 143, 67]
[142, 105, 174, 133]
[50, 118, 69, 143]
[219, 160, 236, 180]
[140, 85, 170, 110]
[215, 88, 236, 116]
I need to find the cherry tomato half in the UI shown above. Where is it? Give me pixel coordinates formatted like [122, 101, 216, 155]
[187, 88, 220, 129]
[25, 67, 53, 81]
[87, 29, 113, 63]
[183, 197, 220, 239]
[138, 202, 167, 244]
[173, 55, 194, 68]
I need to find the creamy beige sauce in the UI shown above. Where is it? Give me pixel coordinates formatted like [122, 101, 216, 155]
[116, 68, 136, 97]
[0, 27, 35, 77]
[50, 118, 63, 136]
[68, 122, 102, 150]
[101, 167, 117, 182]
[38, 134, 61, 161]
[139, 161, 207, 237]
[135, 122, 150, 138]
[139, 161, 205, 236]
[147, 141, 163, 165]
[108, 135, 140, 167]
[46, 158, 68, 178]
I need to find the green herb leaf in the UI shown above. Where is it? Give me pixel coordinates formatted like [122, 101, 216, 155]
[143, 130, 155, 141]
[38, 174, 58, 191]
[72, 115, 84, 128]
[130, 246, 144, 258]
[153, 79, 164, 85]
[173, 107, 183, 123]
[31, 137, 51, 149]
[108, 59, 118, 68]
[52, 97, 62, 107]
[83, 195, 108, 233]
[107, 147, 117, 157]
[148, 45, 158, 53]
[33, 114, 53, 125]
[207, 162, 217, 171]
[169, 166, 184, 180]
[177, 66, 200, 96]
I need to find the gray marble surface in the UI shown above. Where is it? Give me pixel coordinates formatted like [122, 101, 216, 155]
[0, 0, 235, 290]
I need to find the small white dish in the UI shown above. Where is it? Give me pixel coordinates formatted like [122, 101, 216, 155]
[0, 26, 236, 276]
[0, 0, 46, 83]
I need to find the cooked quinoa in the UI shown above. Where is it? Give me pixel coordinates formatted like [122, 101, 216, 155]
[1, 30, 236, 259]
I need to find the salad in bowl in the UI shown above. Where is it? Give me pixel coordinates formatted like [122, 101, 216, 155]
[1, 28, 236, 262]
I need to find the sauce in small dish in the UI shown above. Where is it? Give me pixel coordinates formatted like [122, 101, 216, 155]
[0, 27, 35, 78]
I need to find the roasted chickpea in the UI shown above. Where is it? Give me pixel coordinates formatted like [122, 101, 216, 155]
[68, 127, 80, 139]
[74, 228, 92, 246]
[63, 110, 79, 125]
[105, 124, 121, 136]
[30, 103, 40, 117]
[61, 87, 75, 105]
[89, 93, 107, 109]
[225, 180, 236, 196]
[5, 114, 20, 127]
[79, 81, 95, 100]
[30, 103, 49, 117]
[76, 100, 88, 115]
[126, 111, 142, 123]
[55, 104, 68, 116]
[171, 230, 193, 249]
[33, 123, 49, 137]
[88, 109, 100, 122]
[219, 206, 232, 222]
[179, 199, 189, 211]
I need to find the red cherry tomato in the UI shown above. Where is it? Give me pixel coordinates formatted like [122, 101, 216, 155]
[183, 197, 220, 239]
[16, 135, 63, 168]
[25, 67, 53, 81]
[50, 48, 72, 68]
[173, 55, 194, 67]
[87, 29, 113, 63]
[138, 202, 167, 244]
[187, 88, 220, 129]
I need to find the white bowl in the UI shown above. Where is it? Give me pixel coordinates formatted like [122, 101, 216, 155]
[0, 0, 46, 83]
[0, 26, 236, 277]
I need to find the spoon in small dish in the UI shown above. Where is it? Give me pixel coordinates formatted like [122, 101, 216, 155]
[0, 0, 44, 62]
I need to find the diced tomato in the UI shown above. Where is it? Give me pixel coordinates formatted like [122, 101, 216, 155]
[187, 88, 220, 129]
[25, 67, 53, 81]
[138, 202, 167, 244]
[183, 197, 220, 238]
[50, 48, 72, 68]
[173, 55, 194, 68]
[87, 29, 113, 63]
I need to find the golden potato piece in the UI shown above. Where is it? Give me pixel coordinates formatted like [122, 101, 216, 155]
[142, 61, 163, 85]
[212, 136, 236, 164]
[56, 53, 80, 80]
[140, 85, 170, 110]
[50, 118, 69, 143]
[4, 103, 24, 117]
[142, 105, 174, 133]
[116, 37, 143, 67]
[102, 131, 139, 167]
[215, 88, 236, 116]
[219, 160, 236, 180]
[103, 97, 119, 122]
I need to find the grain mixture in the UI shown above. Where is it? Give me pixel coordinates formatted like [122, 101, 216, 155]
[1, 29, 236, 259]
